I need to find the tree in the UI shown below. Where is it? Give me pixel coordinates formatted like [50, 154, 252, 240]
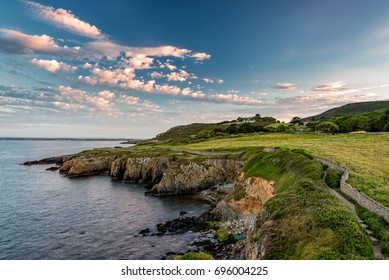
[315, 122, 339, 134]
[290, 116, 303, 125]
[275, 124, 287, 132]
[238, 123, 256, 133]
[226, 124, 238, 134]
[306, 122, 318, 131]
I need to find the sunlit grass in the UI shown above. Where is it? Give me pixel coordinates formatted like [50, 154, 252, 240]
[170, 133, 389, 207]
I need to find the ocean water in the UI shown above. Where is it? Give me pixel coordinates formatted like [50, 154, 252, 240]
[0, 140, 210, 260]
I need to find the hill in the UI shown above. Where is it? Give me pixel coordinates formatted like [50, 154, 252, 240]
[155, 116, 278, 143]
[303, 101, 389, 121]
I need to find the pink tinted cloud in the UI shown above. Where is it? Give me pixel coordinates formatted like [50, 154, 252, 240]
[23, 1, 103, 38]
[31, 59, 77, 73]
[208, 93, 264, 105]
[274, 83, 298, 90]
[0, 28, 79, 57]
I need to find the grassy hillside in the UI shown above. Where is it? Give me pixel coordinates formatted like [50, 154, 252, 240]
[155, 116, 277, 143]
[245, 150, 373, 259]
[303, 101, 389, 121]
[318, 108, 389, 132]
[169, 133, 389, 208]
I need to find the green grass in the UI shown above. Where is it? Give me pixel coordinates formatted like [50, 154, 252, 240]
[176, 252, 214, 260]
[173, 133, 389, 208]
[247, 150, 373, 259]
[325, 167, 343, 189]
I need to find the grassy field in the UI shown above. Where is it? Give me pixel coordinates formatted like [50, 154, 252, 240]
[165, 133, 389, 208]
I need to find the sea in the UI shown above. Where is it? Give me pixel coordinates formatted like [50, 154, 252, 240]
[0, 140, 211, 260]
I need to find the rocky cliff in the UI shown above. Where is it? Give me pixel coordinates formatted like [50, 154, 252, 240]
[212, 173, 275, 222]
[37, 153, 245, 195]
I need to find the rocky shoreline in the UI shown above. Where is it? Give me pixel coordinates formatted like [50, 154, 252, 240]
[23, 150, 276, 259]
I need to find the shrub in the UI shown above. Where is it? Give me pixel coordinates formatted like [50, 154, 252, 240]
[316, 122, 339, 134]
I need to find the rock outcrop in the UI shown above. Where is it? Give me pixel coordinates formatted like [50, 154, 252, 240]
[212, 173, 275, 221]
[147, 159, 243, 195]
[59, 156, 114, 177]
[23, 155, 74, 166]
[32, 153, 245, 195]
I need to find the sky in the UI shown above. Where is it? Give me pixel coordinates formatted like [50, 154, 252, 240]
[0, 0, 389, 138]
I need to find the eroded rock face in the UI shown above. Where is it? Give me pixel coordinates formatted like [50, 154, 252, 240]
[212, 173, 275, 221]
[147, 159, 245, 195]
[230, 175, 275, 216]
[55, 154, 245, 195]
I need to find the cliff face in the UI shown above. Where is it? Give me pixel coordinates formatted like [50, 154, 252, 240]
[212, 173, 275, 222]
[57, 154, 245, 195]
[149, 158, 243, 195]
[59, 156, 114, 177]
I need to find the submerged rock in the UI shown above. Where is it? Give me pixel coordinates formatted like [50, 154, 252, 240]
[46, 166, 60, 171]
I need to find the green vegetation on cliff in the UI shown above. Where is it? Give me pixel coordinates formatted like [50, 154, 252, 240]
[246, 150, 374, 259]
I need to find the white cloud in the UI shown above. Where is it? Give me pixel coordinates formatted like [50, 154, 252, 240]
[167, 70, 195, 82]
[150, 71, 165, 79]
[311, 81, 359, 95]
[82, 63, 93, 69]
[208, 93, 264, 106]
[0, 28, 79, 57]
[191, 52, 211, 61]
[85, 40, 192, 60]
[311, 81, 346, 91]
[31, 58, 77, 73]
[167, 72, 186, 82]
[165, 63, 177, 71]
[126, 54, 154, 69]
[155, 84, 181, 95]
[141, 99, 160, 110]
[120, 95, 139, 105]
[217, 79, 224, 84]
[52, 101, 86, 111]
[98, 90, 115, 99]
[291, 92, 377, 105]
[23, 1, 103, 39]
[203, 78, 214, 83]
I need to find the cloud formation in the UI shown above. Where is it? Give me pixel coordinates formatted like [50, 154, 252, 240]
[0, 28, 80, 57]
[23, 1, 104, 38]
[208, 93, 264, 105]
[311, 81, 359, 95]
[31, 58, 77, 73]
[191, 52, 211, 61]
[273, 83, 298, 90]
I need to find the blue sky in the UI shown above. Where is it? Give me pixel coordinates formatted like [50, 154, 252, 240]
[0, 0, 389, 138]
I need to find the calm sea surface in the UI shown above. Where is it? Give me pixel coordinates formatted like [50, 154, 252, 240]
[0, 140, 210, 259]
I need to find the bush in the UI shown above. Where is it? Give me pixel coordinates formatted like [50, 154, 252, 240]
[316, 122, 339, 134]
